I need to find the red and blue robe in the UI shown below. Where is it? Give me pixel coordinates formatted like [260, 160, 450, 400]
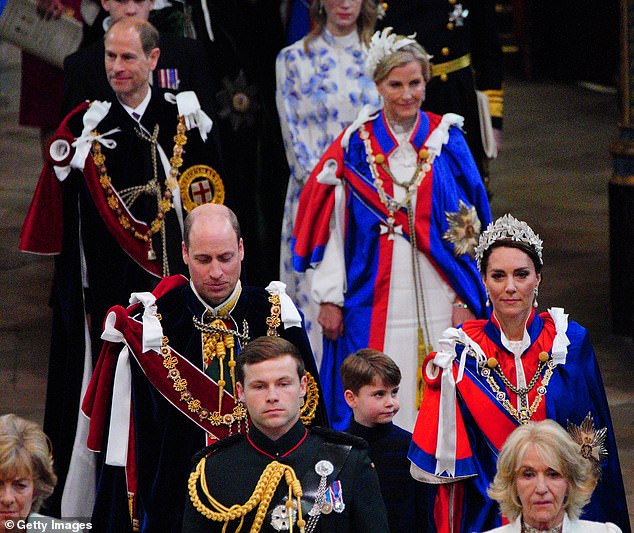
[409, 310, 631, 533]
[292, 110, 491, 429]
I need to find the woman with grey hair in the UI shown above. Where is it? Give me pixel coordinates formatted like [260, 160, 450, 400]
[292, 28, 491, 431]
[485, 419, 621, 533]
[0, 414, 58, 531]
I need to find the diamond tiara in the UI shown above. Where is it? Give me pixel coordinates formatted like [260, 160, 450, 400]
[474, 214, 543, 271]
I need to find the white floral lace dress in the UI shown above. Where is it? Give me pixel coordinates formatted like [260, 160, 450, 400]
[275, 29, 381, 365]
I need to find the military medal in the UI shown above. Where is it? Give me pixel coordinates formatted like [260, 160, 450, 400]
[157, 68, 180, 90]
[308, 460, 334, 519]
[326, 480, 345, 513]
[319, 501, 333, 515]
[314, 460, 333, 477]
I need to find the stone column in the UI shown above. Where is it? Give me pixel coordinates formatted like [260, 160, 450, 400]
[609, 0, 634, 334]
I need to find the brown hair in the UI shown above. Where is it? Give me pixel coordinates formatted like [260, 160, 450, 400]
[480, 240, 543, 275]
[303, 0, 377, 53]
[340, 348, 401, 394]
[105, 17, 159, 57]
[0, 414, 57, 513]
[237, 336, 305, 384]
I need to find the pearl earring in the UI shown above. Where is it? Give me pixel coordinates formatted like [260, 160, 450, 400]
[533, 286, 539, 308]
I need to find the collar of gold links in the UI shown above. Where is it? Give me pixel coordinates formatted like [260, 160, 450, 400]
[91, 116, 188, 264]
[188, 456, 306, 533]
[480, 350, 555, 425]
[264, 294, 318, 425]
[360, 123, 432, 224]
[360, 123, 435, 405]
[157, 312, 248, 430]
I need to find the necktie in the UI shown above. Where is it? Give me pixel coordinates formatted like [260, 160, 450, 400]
[132, 111, 141, 121]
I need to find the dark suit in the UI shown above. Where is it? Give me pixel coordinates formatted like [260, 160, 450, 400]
[346, 420, 433, 533]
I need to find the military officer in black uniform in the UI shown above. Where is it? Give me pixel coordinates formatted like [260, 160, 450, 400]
[182, 336, 389, 533]
[381, 0, 504, 185]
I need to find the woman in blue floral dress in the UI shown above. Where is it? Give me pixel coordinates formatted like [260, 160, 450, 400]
[275, 0, 381, 365]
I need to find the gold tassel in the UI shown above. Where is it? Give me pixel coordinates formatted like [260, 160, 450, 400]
[416, 327, 431, 408]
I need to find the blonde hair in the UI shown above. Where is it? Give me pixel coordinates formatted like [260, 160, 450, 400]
[0, 414, 57, 513]
[373, 41, 432, 83]
[303, 0, 377, 53]
[488, 420, 596, 521]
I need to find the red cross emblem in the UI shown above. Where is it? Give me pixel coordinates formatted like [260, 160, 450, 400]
[191, 180, 213, 205]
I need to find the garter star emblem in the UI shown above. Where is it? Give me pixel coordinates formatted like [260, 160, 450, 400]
[442, 200, 481, 258]
[567, 412, 608, 480]
[179, 164, 225, 211]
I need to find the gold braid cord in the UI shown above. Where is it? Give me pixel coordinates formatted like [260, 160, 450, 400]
[201, 318, 239, 416]
[188, 457, 306, 533]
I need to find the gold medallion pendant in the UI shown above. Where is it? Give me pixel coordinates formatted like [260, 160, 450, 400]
[179, 165, 225, 211]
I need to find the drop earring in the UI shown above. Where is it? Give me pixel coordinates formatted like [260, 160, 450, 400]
[485, 291, 490, 307]
[533, 286, 539, 308]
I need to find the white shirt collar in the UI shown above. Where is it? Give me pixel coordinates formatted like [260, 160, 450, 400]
[322, 28, 360, 48]
[189, 279, 242, 317]
[120, 88, 152, 123]
[496, 312, 531, 357]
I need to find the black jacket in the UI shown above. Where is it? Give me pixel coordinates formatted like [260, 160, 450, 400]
[182, 421, 389, 533]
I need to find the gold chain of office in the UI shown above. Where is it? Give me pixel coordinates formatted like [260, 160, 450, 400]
[91, 116, 188, 257]
[480, 350, 555, 424]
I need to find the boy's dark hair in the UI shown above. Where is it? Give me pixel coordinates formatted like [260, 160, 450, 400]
[236, 336, 304, 384]
[340, 348, 401, 394]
